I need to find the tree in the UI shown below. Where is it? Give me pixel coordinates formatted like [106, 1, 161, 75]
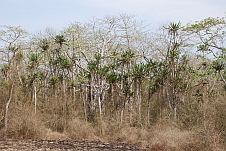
[131, 62, 147, 121]
[27, 53, 43, 113]
[0, 26, 27, 81]
[184, 16, 226, 88]
[0, 26, 27, 133]
[164, 22, 182, 122]
[4, 81, 14, 132]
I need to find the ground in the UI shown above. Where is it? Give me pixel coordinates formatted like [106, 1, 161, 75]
[0, 139, 146, 151]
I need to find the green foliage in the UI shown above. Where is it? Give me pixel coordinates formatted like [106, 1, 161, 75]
[68, 80, 77, 88]
[8, 45, 20, 53]
[184, 17, 225, 31]
[87, 60, 98, 71]
[55, 35, 66, 46]
[49, 58, 60, 66]
[98, 66, 110, 76]
[169, 49, 180, 58]
[28, 53, 40, 69]
[1, 64, 10, 73]
[39, 39, 50, 51]
[49, 76, 59, 86]
[131, 63, 147, 79]
[58, 74, 65, 82]
[177, 65, 187, 72]
[94, 53, 101, 60]
[122, 83, 133, 96]
[60, 58, 72, 69]
[106, 73, 119, 84]
[27, 71, 44, 86]
[29, 53, 39, 62]
[212, 60, 225, 72]
[165, 22, 181, 36]
[197, 44, 209, 52]
[120, 50, 135, 63]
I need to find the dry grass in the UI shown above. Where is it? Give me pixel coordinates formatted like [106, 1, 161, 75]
[1, 92, 226, 150]
[5, 111, 224, 150]
[5, 107, 46, 139]
[1, 105, 225, 150]
[65, 118, 98, 140]
[148, 121, 193, 150]
[118, 126, 150, 149]
[43, 128, 67, 140]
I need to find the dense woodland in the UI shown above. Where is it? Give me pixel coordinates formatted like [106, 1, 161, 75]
[1, 14, 226, 150]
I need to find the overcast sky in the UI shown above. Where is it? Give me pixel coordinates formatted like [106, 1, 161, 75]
[1, 0, 226, 33]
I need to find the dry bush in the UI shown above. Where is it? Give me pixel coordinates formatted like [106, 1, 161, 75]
[6, 106, 46, 139]
[65, 118, 97, 140]
[215, 97, 226, 147]
[65, 118, 150, 149]
[148, 120, 194, 151]
[90, 119, 150, 149]
[188, 97, 226, 151]
[189, 128, 224, 151]
[94, 120, 196, 150]
[43, 128, 67, 140]
[118, 126, 150, 149]
[44, 113, 67, 133]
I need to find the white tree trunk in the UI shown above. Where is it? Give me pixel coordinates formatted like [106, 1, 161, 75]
[5, 82, 15, 130]
[98, 95, 102, 120]
[34, 81, 37, 114]
[174, 107, 177, 123]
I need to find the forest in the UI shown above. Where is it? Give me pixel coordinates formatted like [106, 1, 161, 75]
[0, 14, 226, 150]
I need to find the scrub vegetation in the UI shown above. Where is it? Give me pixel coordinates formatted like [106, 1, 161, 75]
[1, 14, 226, 150]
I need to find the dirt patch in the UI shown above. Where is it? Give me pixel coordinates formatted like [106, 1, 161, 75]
[0, 139, 146, 151]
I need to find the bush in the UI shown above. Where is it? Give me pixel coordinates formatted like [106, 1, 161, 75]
[6, 107, 46, 139]
[65, 118, 97, 140]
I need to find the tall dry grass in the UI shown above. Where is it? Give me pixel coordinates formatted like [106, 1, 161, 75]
[3, 106, 46, 139]
[1, 85, 226, 150]
[1, 101, 226, 150]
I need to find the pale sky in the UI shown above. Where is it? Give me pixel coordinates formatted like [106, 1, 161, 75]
[1, 0, 226, 33]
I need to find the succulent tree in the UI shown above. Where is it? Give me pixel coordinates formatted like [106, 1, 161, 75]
[27, 52, 42, 113]
[131, 62, 147, 121]
[164, 22, 182, 122]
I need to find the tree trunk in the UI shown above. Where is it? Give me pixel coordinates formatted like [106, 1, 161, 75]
[174, 106, 177, 123]
[88, 79, 95, 122]
[109, 84, 114, 118]
[147, 76, 154, 125]
[98, 94, 102, 120]
[34, 81, 37, 114]
[138, 78, 142, 121]
[120, 109, 124, 123]
[82, 85, 87, 122]
[5, 81, 15, 130]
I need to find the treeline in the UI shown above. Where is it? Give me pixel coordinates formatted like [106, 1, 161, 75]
[0, 14, 226, 143]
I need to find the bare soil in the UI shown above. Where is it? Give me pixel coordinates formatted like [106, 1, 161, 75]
[0, 139, 146, 151]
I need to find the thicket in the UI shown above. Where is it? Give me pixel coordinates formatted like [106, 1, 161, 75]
[1, 14, 226, 150]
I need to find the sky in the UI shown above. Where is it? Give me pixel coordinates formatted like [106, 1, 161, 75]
[0, 0, 226, 33]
